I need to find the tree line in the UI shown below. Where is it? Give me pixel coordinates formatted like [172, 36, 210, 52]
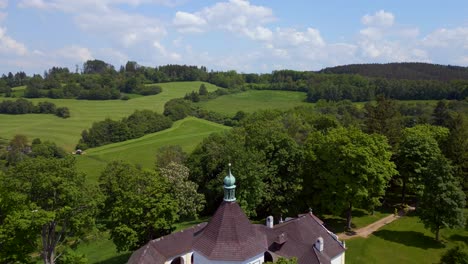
[0, 99, 70, 118]
[77, 110, 172, 149]
[2, 60, 467, 102]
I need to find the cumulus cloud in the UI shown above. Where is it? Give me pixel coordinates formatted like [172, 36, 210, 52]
[0, 27, 28, 56]
[357, 10, 429, 62]
[153, 41, 181, 61]
[19, 0, 167, 47]
[0, 0, 7, 9]
[173, 0, 274, 40]
[423, 27, 468, 48]
[361, 10, 394, 27]
[56, 45, 93, 62]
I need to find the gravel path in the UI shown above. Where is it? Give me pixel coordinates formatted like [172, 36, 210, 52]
[338, 206, 415, 240]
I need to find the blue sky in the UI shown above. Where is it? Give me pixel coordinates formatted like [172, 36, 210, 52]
[0, 0, 467, 74]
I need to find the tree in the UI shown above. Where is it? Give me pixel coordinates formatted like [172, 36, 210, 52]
[364, 96, 402, 147]
[155, 145, 187, 170]
[444, 113, 468, 195]
[199, 83, 208, 95]
[432, 100, 451, 127]
[99, 161, 178, 251]
[440, 244, 468, 264]
[55, 107, 70, 118]
[396, 125, 447, 204]
[0, 157, 99, 264]
[159, 162, 205, 219]
[418, 154, 466, 241]
[265, 257, 298, 264]
[307, 127, 396, 230]
[6, 134, 30, 165]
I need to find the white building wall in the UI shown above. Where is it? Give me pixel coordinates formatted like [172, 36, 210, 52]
[330, 252, 345, 264]
[165, 252, 193, 264]
[193, 251, 264, 264]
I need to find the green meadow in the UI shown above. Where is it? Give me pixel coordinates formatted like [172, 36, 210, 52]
[76, 117, 229, 182]
[346, 212, 468, 264]
[197, 90, 310, 116]
[0, 82, 220, 151]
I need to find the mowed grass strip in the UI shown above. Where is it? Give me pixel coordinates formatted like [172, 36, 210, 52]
[0, 82, 220, 151]
[345, 212, 468, 264]
[197, 90, 310, 116]
[75, 117, 230, 183]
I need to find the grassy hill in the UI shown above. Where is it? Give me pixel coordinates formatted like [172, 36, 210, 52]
[76, 117, 229, 182]
[0, 82, 220, 151]
[197, 90, 310, 116]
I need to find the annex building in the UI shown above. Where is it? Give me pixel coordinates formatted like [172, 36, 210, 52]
[128, 166, 346, 264]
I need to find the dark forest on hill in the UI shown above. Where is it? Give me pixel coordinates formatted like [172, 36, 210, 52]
[319, 62, 468, 81]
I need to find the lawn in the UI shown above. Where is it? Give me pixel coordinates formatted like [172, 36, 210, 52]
[0, 82, 219, 151]
[75, 117, 229, 182]
[197, 90, 310, 116]
[77, 217, 210, 264]
[345, 212, 468, 264]
[322, 207, 393, 233]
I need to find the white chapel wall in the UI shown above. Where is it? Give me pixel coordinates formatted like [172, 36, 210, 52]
[193, 251, 264, 264]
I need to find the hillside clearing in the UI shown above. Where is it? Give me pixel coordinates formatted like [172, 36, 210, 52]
[196, 90, 310, 116]
[0, 82, 219, 151]
[76, 117, 229, 182]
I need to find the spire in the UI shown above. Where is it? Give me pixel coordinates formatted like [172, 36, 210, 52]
[223, 163, 236, 202]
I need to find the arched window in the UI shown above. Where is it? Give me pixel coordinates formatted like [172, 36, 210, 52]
[264, 252, 273, 262]
[170, 256, 184, 264]
[191, 253, 194, 264]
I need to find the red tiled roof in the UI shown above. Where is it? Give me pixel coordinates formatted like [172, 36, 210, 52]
[128, 204, 345, 264]
[263, 213, 346, 264]
[193, 201, 267, 260]
[127, 222, 207, 264]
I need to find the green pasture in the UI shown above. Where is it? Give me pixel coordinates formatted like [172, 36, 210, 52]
[197, 90, 310, 116]
[0, 82, 219, 151]
[346, 212, 468, 264]
[75, 117, 229, 182]
[10, 85, 26, 97]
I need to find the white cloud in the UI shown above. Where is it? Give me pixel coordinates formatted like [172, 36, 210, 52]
[56, 45, 93, 62]
[361, 10, 394, 27]
[0, 27, 28, 56]
[173, 0, 274, 40]
[422, 27, 468, 48]
[0, 0, 7, 9]
[153, 41, 181, 61]
[0, 12, 7, 22]
[173, 11, 206, 33]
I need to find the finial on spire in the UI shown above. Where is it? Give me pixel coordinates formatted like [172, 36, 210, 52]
[223, 163, 236, 202]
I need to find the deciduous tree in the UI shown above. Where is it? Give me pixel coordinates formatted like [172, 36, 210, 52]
[0, 157, 99, 264]
[99, 161, 178, 251]
[308, 127, 396, 230]
[159, 162, 205, 219]
[418, 154, 466, 241]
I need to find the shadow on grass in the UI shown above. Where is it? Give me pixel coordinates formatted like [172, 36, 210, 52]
[450, 234, 468, 244]
[95, 253, 132, 264]
[374, 230, 444, 249]
[323, 217, 355, 233]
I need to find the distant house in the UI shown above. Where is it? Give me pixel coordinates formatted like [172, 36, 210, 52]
[128, 166, 346, 264]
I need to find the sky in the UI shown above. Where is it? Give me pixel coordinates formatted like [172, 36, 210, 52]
[0, 0, 467, 74]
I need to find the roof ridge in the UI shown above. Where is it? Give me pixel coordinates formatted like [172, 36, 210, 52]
[307, 213, 345, 249]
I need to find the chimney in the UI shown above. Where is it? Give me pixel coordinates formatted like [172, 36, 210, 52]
[315, 237, 324, 252]
[266, 216, 274, 228]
